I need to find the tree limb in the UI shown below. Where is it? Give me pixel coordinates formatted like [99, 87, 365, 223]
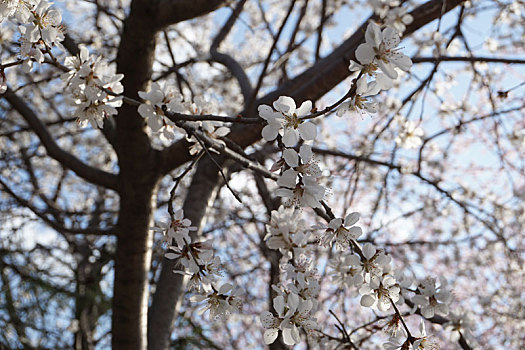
[159, 0, 466, 174]
[156, 0, 230, 28]
[2, 88, 119, 191]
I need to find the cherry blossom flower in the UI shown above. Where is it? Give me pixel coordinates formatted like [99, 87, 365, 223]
[369, 0, 399, 18]
[395, 119, 424, 149]
[313, 212, 363, 249]
[385, 7, 414, 34]
[412, 277, 451, 318]
[165, 240, 223, 292]
[282, 145, 322, 178]
[264, 205, 311, 258]
[382, 313, 404, 337]
[355, 22, 412, 79]
[138, 82, 185, 134]
[336, 76, 379, 116]
[259, 96, 317, 147]
[260, 293, 317, 345]
[412, 320, 439, 350]
[62, 46, 124, 128]
[151, 209, 197, 249]
[283, 259, 321, 300]
[192, 283, 242, 321]
[15, 0, 65, 72]
[328, 253, 364, 289]
[25, 1, 63, 47]
[360, 242, 392, 277]
[359, 274, 400, 311]
[275, 170, 325, 208]
[444, 310, 476, 345]
[383, 328, 408, 350]
[187, 120, 230, 155]
[0, 0, 36, 23]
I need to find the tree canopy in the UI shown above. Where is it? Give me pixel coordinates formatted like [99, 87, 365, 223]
[0, 0, 524, 349]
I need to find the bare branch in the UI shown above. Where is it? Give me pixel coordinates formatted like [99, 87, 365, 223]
[2, 88, 119, 191]
[156, 0, 229, 27]
[413, 55, 525, 64]
[158, 0, 466, 174]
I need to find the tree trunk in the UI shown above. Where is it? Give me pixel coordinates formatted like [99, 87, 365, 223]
[111, 0, 160, 348]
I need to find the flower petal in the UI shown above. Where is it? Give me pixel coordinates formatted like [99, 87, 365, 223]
[344, 212, 360, 226]
[282, 128, 299, 147]
[273, 96, 296, 114]
[283, 149, 299, 168]
[260, 311, 276, 328]
[361, 294, 376, 307]
[263, 328, 279, 344]
[282, 327, 297, 346]
[355, 43, 374, 65]
[298, 122, 317, 141]
[262, 125, 279, 141]
[295, 100, 312, 116]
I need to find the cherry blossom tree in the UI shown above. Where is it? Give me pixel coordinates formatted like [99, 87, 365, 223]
[0, 0, 524, 349]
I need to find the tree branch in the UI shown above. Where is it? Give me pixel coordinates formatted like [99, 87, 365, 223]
[156, 0, 230, 28]
[159, 0, 466, 174]
[210, 0, 253, 104]
[413, 55, 525, 64]
[2, 88, 119, 191]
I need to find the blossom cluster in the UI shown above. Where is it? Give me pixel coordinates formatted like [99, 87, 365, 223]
[0, 0, 126, 125]
[370, 1, 414, 34]
[1, 0, 65, 72]
[259, 204, 324, 345]
[259, 96, 326, 208]
[61, 46, 124, 128]
[137, 83, 230, 148]
[338, 22, 412, 117]
[254, 20, 467, 349]
[152, 209, 241, 320]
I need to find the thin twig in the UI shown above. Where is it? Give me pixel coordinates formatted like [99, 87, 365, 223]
[167, 151, 205, 219]
[192, 133, 243, 204]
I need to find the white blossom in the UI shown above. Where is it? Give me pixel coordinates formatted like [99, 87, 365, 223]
[25, 0, 63, 47]
[360, 242, 392, 277]
[369, 0, 400, 19]
[187, 120, 230, 155]
[283, 259, 321, 300]
[192, 283, 242, 321]
[328, 253, 364, 289]
[151, 209, 197, 249]
[412, 277, 451, 318]
[138, 82, 185, 136]
[355, 22, 412, 79]
[0, 0, 36, 23]
[264, 205, 310, 258]
[395, 119, 424, 149]
[412, 320, 439, 349]
[385, 7, 413, 34]
[359, 274, 400, 311]
[259, 96, 317, 147]
[383, 328, 408, 350]
[444, 310, 476, 344]
[275, 170, 325, 208]
[167, 241, 223, 292]
[336, 76, 380, 116]
[282, 144, 322, 177]
[62, 46, 124, 128]
[260, 293, 317, 346]
[313, 212, 363, 249]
